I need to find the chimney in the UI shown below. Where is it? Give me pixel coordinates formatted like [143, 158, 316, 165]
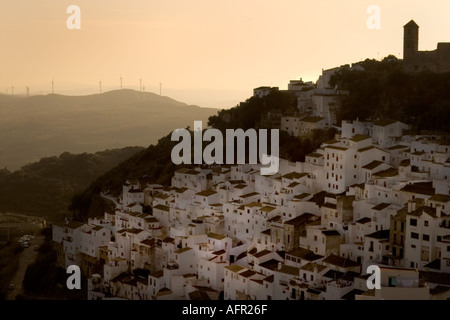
[278, 262, 282, 270]
[407, 200, 416, 213]
[436, 204, 442, 218]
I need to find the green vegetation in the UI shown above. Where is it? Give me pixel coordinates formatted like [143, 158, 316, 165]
[70, 134, 184, 221]
[0, 241, 21, 300]
[330, 56, 450, 132]
[208, 90, 297, 130]
[0, 147, 143, 219]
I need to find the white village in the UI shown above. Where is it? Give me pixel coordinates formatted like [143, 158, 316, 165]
[52, 62, 450, 301]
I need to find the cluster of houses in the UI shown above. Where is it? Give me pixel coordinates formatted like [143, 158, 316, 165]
[255, 65, 365, 137]
[52, 114, 450, 300]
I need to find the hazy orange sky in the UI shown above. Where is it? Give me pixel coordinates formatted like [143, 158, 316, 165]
[1, 0, 449, 108]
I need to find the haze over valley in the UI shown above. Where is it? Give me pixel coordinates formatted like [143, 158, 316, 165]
[0, 89, 217, 170]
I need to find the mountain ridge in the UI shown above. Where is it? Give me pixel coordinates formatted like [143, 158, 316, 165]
[0, 89, 218, 170]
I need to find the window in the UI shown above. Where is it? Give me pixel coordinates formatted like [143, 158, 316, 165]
[411, 232, 419, 239]
[388, 277, 397, 287]
[424, 221, 428, 227]
[410, 219, 417, 226]
[437, 236, 442, 242]
[423, 234, 430, 241]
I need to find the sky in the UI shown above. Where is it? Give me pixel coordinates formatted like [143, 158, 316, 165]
[1, 0, 449, 108]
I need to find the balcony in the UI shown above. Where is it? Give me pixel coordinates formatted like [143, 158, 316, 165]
[279, 280, 289, 287]
[439, 221, 450, 229]
[327, 280, 352, 288]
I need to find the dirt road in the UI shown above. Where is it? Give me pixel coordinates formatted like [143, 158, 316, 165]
[6, 236, 44, 300]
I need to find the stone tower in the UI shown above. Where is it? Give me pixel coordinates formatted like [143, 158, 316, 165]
[403, 20, 419, 61]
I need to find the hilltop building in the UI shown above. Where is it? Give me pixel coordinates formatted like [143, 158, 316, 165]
[403, 20, 450, 73]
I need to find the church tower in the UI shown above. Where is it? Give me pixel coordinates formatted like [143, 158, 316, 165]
[403, 20, 419, 61]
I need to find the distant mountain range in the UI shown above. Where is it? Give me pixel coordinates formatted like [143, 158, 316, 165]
[0, 89, 217, 170]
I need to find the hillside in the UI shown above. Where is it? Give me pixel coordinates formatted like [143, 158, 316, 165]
[0, 89, 217, 170]
[330, 56, 450, 132]
[69, 59, 450, 222]
[0, 147, 144, 220]
[69, 91, 337, 221]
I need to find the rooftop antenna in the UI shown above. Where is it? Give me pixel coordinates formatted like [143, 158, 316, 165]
[159, 83, 162, 96]
[99, 81, 102, 94]
[120, 75, 123, 90]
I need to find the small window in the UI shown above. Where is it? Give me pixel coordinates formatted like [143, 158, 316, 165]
[410, 219, 417, 226]
[411, 232, 419, 239]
